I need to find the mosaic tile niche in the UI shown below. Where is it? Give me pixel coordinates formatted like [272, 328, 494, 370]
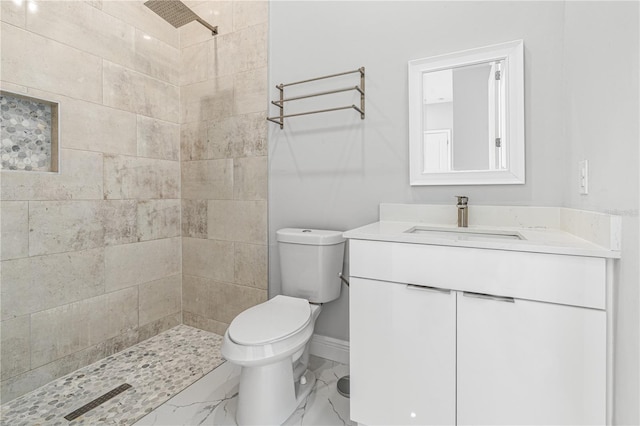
[0, 91, 58, 172]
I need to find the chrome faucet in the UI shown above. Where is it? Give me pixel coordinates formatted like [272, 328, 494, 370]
[456, 196, 469, 227]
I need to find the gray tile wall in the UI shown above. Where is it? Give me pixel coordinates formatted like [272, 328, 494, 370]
[0, 0, 182, 403]
[0, 0, 269, 403]
[179, 1, 269, 335]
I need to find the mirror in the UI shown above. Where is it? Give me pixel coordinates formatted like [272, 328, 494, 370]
[409, 40, 525, 185]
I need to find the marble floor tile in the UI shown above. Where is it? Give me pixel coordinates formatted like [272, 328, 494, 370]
[135, 355, 355, 426]
[1, 324, 353, 426]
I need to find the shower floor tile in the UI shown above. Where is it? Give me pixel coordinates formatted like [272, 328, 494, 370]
[0, 325, 225, 426]
[134, 355, 355, 426]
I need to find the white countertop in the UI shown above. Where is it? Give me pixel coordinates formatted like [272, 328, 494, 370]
[344, 220, 621, 259]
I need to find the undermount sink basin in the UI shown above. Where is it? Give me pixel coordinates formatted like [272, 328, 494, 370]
[406, 226, 525, 241]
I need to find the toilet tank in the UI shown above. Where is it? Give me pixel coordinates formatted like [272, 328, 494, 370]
[277, 228, 345, 303]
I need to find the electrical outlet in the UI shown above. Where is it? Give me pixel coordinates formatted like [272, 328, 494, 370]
[579, 160, 589, 195]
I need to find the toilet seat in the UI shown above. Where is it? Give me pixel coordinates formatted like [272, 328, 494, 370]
[228, 295, 311, 346]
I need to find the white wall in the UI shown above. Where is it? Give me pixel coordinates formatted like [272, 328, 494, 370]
[561, 2, 639, 423]
[269, 2, 638, 421]
[269, 0, 566, 341]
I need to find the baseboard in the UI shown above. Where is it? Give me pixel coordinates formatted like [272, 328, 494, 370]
[309, 334, 350, 365]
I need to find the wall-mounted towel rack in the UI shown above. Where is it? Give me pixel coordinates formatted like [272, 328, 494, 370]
[267, 67, 365, 129]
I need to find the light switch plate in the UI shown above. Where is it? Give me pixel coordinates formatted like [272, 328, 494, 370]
[579, 160, 589, 195]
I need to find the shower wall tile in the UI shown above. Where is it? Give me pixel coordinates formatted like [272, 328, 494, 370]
[31, 300, 93, 367]
[90, 288, 139, 345]
[137, 312, 182, 342]
[137, 116, 180, 161]
[183, 311, 228, 336]
[179, 1, 233, 48]
[103, 200, 138, 246]
[207, 30, 240, 79]
[0, 248, 105, 321]
[183, 274, 267, 324]
[104, 154, 180, 200]
[1, 316, 30, 380]
[0, 23, 102, 103]
[0, 81, 32, 96]
[0, 201, 28, 260]
[181, 121, 208, 161]
[207, 199, 267, 244]
[176, 0, 268, 371]
[30, 287, 138, 368]
[206, 116, 243, 159]
[25, 1, 136, 72]
[105, 237, 181, 292]
[233, 155, 267, 200]
[180, 75, 234, 124]
[239, 22, 268, 70]
[31, 309, 95, 372]
[182, 237, 234, 281]
[0, 149, 104, 201]
[234, 243, 268, 289]
[136, 199, 182, 242]
[103, 61, 179, 123]
[2, 1, 185, 401]
[207, 111, 268, 158]
[101, 0, 179, 49]
[181, 275, 208, 319]
[139, 274, 182, 326]
[182, 199, 208, 238]
[85, 0, 103, 11]
[232, 0, 268, 31]
[207, 23, 267, 79]
[181, 43, 208, 86]
[12, 198, 179, 262]
[28, 201, 105, 256]
[0, 0, 26, 27]
[134, 29, 180, 85]
[62, 98, 137, 156]
[181, 159, 233, 200]
[1, 327, 139, 404]
[234, 66, 268, 115]
[183, 1, 207, 6]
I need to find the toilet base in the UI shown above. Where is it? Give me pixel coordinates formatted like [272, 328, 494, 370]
[236, 360, 316, 425]
[296, 370, 317, 411]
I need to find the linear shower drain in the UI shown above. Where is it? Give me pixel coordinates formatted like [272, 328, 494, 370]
[64, 383, 132, 421]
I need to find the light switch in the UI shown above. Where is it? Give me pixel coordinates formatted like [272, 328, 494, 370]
[579, 160, 589, 195]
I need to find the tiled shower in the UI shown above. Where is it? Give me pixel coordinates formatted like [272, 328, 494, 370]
[0, 0, 268, 405]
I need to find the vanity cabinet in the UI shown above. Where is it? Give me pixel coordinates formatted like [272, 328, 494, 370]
[349, 239, 608, 426]
[457, 292, 605, 425]
[350, 277, 456, 425]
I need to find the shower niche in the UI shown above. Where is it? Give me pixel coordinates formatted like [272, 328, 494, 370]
[0, 91, 59, 172]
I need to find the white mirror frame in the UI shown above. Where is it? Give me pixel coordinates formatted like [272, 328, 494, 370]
[408, 40, 525, 186]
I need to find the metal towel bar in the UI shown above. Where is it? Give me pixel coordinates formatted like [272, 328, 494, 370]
[267, 67, 365, 129]
[271, 86, 364, 106]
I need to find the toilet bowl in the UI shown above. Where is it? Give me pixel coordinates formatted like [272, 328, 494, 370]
[222, 295, 322, 425]
[221, 228, 345, 425]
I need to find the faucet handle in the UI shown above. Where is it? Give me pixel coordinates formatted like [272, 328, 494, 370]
[455, 195, 469, 206]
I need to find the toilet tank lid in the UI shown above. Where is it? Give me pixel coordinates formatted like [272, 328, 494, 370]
[277, 228, 345, 245]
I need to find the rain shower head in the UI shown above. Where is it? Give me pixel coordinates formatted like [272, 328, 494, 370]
[144, 0, 218, 36]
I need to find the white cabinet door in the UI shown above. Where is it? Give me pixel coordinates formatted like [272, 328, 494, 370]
[457, 292, 606, 425]
[350, 277, 456, 425]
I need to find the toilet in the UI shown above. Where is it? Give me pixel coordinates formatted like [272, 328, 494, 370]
[221, 228, 345, 425]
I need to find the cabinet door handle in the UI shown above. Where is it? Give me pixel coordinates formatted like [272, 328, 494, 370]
[406, 284, 451, 294]
[463, 291, 515, 303]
